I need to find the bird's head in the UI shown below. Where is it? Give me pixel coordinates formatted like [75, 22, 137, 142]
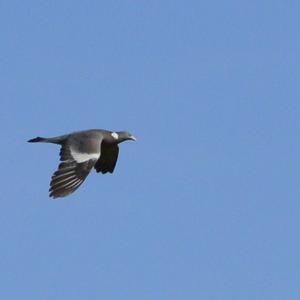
[111, 131, 136, 143]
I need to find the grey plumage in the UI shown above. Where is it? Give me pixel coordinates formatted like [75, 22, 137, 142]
[28, 129, 136, 198]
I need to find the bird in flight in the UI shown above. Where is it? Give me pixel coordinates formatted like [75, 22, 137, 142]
[28, 129, 136, 199]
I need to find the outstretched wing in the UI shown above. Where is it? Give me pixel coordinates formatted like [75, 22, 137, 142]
[49, 160, 96, 198]
[49, 137, 102, 198]
[94, 144, 119, 174]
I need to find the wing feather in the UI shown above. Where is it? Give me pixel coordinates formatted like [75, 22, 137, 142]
[49, 139, 101, 198]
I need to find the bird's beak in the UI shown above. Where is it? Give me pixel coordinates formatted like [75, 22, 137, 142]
[130, 135, 137, 141]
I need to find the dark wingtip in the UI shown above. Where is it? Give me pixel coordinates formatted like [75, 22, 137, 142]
[27, 137, 45, 143]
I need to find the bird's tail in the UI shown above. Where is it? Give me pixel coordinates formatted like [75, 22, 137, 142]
[27, 135, 65, 144]
[28, 137, 48, 143]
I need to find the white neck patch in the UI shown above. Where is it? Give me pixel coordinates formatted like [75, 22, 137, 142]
[111, 132, 119, 140]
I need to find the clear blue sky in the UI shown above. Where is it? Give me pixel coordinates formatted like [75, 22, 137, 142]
[1, 1, 300, 299]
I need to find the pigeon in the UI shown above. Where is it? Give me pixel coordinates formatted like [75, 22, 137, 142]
[28, 129, 136, 198]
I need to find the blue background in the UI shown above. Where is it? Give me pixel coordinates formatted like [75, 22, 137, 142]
[1, 1, 300, 299]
